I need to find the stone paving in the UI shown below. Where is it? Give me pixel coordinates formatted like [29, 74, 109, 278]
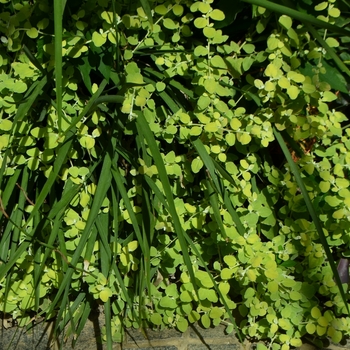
[1, 316, 349, 350]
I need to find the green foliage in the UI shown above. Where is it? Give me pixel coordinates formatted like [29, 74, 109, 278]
[1, 0, 350, 349]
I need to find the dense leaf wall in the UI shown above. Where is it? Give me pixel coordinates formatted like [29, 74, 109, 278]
[0, 0, 350, 349]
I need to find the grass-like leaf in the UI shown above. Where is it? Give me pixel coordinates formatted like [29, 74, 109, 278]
[241, 0, 350, 36]
[142, 163, 243, 341]
[48, 150, 113, 327]
[273, 127, 350, 314]
[139, 0, 153, 30]
[306, 25, 350, 78]
[135, 111, 197, 294]
[54, 0, 64, 134]
[192, 139, 245, 235]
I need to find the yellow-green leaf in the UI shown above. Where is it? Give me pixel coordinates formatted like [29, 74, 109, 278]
[92, 31, 107, 47]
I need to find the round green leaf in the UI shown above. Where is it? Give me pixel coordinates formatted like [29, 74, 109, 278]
[191, 158, 203, 173]
[329, 7, 340, 17]
[311, 306, 322, 319]
[150, 313, 163, 325]
[303, 83, 316, 94]
[80, 135, 95, 149]
[163, 18, 177, 30]
[27, 27, 38, 39]
[243, 43, 255, 54]
[318, 316, 329, 327]
[279, 15, 292, 29]
[159, 296, 177, 309]
[209, 307, 224, 319]
[201, 313, 211, 328]
[156, 82, 166, 92]
[287, 85, 299, 99]
[225, 133, 235, 146]
[325, 195, 342, 207]
[204, 122, 219, 133]
[194, 45, 208, 56]
[0, 119, 12, 131]
[209, 9, 225, 21]
[198, 2, 211, 13]
[155, 4, 167, 15]
[203, 27, 216, 39]
[210, 55, 226, 69]
[238, 133, 251, 145]
[100, 288, 112, 302]
[197, 95, 211, 110]
[317, 325, 327, 336]
[194, 17, 207, 29]
[315, 2, 328, 11]
[325, 37, 339, 47]
[177, 317, 188, 332]
[92, 31, 106, 47]
[173, 4, 184, 16]
[195, 270, 214, 288]
[188, 310, 200, 323]
[190, 126, 202, 136]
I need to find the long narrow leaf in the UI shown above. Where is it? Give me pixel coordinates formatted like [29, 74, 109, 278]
[25, 131, 75, 226]
[139, 0, 153, 30]
[61, 80, 108, 138]
[142, 169, 242, 341]
[192, 139, 245, 235]
[241, 0, 350, 36]
[273, 127, 349, 314]
[54, 0, 63, 133]
[47, 151, 113, 316]
[306, 24, 350, 78]
[111, 166, 145, 252]
[135, 111, 197, 294]
[204, 179, 227, 240]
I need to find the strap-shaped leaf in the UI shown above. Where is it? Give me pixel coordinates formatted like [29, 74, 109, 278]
[241, 0, 350, 36]
[273, 127, 349, 315]
[139, 0, 153, 30]
[135, 111, 197, 295]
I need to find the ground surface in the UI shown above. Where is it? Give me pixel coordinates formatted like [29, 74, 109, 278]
[0, 315, 349, 350]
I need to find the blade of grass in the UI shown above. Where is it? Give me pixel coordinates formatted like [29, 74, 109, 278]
[95, 213, 136, 321]
[54, 0, 63, 134]
[23, 44, 45, 75]
[143, 67, 195, 99]
[134, 123, 157, 306]
[24, 130, 75, 228]
[143, 76, 180, 113]
[11, 76, 48, 128]
[0, 179, 80, 279]
[55, 290, 86, 336]
[204, 179, 227, 240]
[192, 138, 245, 235]
[2, 167, 29, 314]
[60, 79, 108, 138]
[139, 0, 153, 30]
[142, 166, 242, 341]
[135, 111, 197, 294]
[0, 168, 21, 237]
[72, 297, 92, 348]
[47, 150, 113, 318]
[110, 166, 144, 252]
[306, 24, 350, 78]
[273, 127, 350, 314]
[241, 0, 350, 37]
[95, 213, 112, 350]
[139, 181, 153, 321]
